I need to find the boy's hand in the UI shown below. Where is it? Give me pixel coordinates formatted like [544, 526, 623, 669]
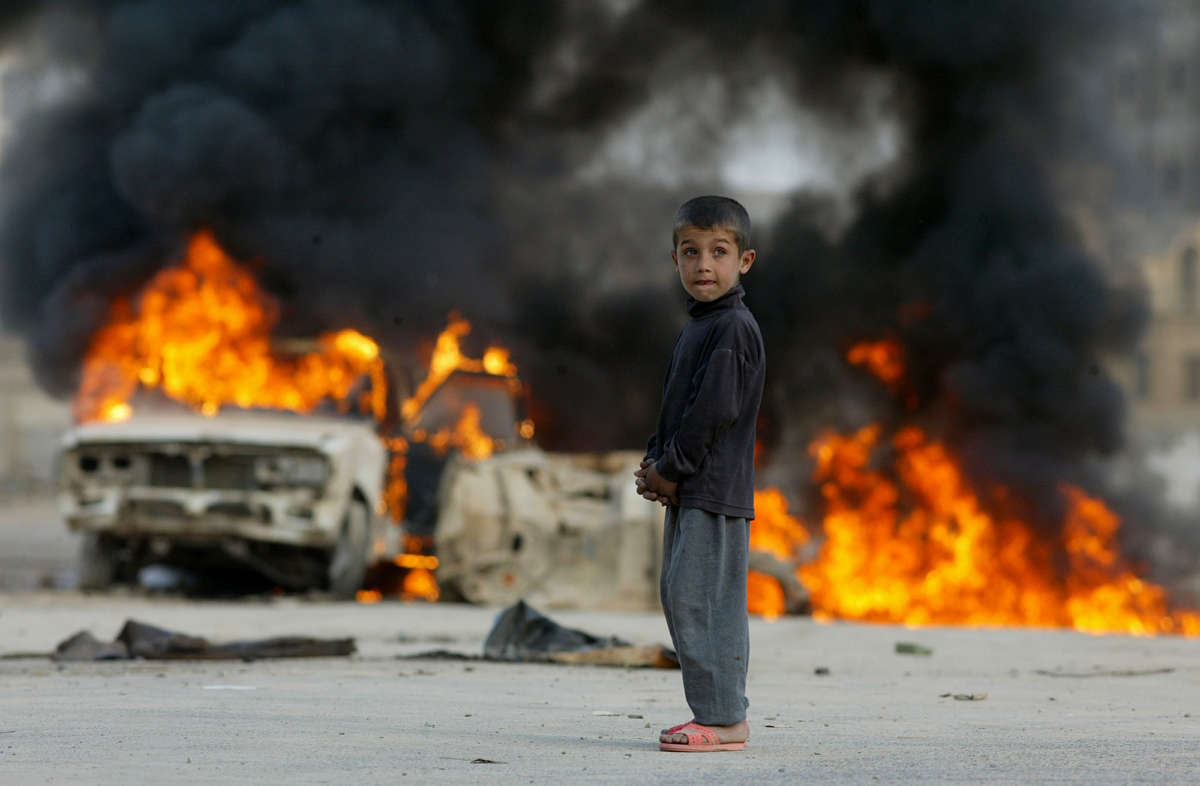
[635, 460, 678, 506]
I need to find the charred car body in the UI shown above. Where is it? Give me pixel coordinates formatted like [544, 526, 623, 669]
[57, 410, 387, 598]
[57, 362, 663, 606]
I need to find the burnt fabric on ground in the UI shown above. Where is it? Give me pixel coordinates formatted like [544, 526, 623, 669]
[52, 619, 354, 661]
[484, 600, 624, 661]
[482, 600, 679, 670]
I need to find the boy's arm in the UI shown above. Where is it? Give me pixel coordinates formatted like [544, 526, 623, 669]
[655, 347, 753, 483]
[644, 433, 659, 462]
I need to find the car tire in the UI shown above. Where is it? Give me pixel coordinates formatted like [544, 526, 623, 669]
[77, 533, 122, 590]
[327, 500, 371, 600]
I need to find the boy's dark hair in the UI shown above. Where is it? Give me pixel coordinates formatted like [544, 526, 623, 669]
[672, 195, 752, 252]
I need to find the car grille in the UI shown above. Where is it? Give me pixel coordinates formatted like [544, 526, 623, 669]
[128, 499, 186, 518]
[203, 455, 257, 490]
[147, 452, 259, 490]
[149, 454, 191, 487]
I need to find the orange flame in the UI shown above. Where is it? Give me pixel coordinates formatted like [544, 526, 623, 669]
[355, 590, 383, 604]
[770, 424, 1200, 635]
[78, 232, 388, 424]
[747, 571, 786, 621]
[425, 403, 496, 460]
[402, 568, 440, 601]
[747, 488, 811, 619]
[746, 339, 1200, 636]
[401, 316, 516, 420]
[749, 431, 1200, 635]
[847, 339, 905, 387]
[77, 231, 528, 605]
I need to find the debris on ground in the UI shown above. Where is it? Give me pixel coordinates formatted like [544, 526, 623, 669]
[895, 641, 934, 656]
[52, 619, 355, 661]
[482, 600, 678, 668]
[1034, 667, 1174, 678]
[814, 666, 831, 676]
[940, 692, 988, 701]
[400, 601, 677, 668]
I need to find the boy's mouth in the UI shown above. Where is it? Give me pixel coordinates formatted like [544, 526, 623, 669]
[694, 279, 716, 286]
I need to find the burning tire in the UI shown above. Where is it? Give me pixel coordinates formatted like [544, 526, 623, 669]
[327, 500, 371, 600]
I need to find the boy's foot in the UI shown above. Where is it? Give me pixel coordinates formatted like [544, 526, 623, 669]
[659, 718, 749, 747]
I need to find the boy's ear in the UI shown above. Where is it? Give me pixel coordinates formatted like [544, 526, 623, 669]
[671, 249, 679, 271]
[739, 249, 756, 274]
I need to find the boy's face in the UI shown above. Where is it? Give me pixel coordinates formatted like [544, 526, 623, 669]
[672, 225, 756, 302]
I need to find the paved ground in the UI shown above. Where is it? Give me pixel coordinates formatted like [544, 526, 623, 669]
[0, 497, 78, 590]
[0, 592, 1197, 784]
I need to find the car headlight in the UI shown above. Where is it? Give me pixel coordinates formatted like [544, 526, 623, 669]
[254, 454, 330, 487]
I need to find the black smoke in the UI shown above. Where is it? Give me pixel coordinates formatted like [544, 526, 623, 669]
[0, 1, 1157, 535]
[0, 0, 564, 395]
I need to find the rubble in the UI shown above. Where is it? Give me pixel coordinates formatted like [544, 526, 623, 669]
[483, 600, 676, 668]
[52, 619, 355, 661]
[403, 600, 677, 668]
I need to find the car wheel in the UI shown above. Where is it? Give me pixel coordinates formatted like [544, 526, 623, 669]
[327, 500, 371, 600]
[77, 533, 122, 590]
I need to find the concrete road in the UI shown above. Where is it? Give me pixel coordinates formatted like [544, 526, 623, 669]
[0, 497, 77, 590]
[0, 593, 1197, 784]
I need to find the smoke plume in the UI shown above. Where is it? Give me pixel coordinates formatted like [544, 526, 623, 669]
[0, 1, 1155, 535]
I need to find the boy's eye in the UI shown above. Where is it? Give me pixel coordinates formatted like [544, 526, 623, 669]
[714, 247, 726, 255]
[683, 248, 697, 255]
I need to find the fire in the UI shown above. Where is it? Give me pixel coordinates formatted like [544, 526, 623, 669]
[744, 339, 1200, 636]
[76, 230, 525, 605]
[402, 568, 440, 601]
[847, 339, 904, 387]
[424, 403, 495, 460]
[793, 425, 1200, 635]
[749, 487, 810, 560]
[77, 232, 387, 424]
[747, 571, 786, 621]
[401, 315, 516, 420]
[746, 488, 811, 619]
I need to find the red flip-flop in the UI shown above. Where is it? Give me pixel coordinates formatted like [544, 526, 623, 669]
[659, 722, 747, 753]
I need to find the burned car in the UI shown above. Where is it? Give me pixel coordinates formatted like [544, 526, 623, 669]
[57, 409, 388, 598]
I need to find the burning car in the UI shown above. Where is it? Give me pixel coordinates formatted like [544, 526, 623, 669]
[52, 232, 532, 598]
[58, 408, 387, 598]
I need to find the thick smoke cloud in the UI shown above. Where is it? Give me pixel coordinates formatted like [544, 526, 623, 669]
[0, 1, 1155, 536]
[0, 0, 561, 395]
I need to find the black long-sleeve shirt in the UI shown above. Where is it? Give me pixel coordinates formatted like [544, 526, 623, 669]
[646, 284, 765, 519]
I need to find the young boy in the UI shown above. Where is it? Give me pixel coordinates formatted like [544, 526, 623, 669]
[635, 195, 765, 753]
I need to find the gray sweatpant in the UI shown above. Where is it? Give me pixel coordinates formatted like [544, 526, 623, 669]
[659, 505, 750, 726]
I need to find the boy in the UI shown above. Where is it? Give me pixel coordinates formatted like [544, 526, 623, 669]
[635, 195, 765, 753]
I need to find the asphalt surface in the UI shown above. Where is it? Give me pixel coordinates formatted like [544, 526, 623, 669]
[0, 497, 77, 591]
[1, 592, 1197, 785]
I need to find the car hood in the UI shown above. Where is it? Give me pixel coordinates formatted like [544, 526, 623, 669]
[61, 411, 378, 451]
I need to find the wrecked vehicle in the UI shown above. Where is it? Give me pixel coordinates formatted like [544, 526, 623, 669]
[433, 449, 665, 611]
[56, 349, 664, 607]
[57, 409, 388, 598]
